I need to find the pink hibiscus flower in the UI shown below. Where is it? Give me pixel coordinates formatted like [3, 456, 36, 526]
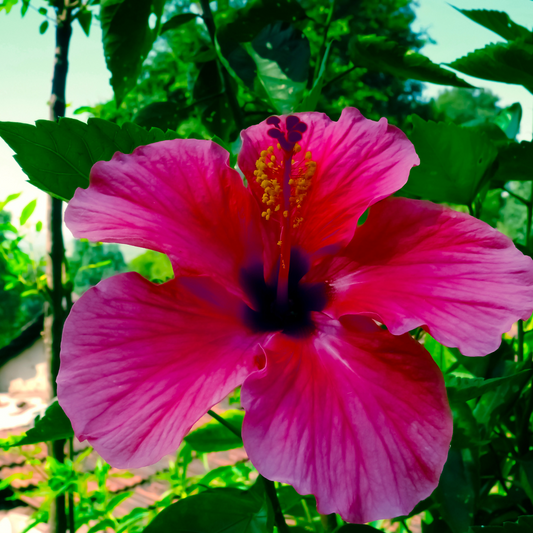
[58, 108, 533, 523]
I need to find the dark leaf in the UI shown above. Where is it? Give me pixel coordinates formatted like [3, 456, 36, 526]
[349, 34, 473, 88]
[39, 20, 48, 34]
[296, 40, 332, 112]
[468, 515, 533, 532]
[398, 115, 498, 205]
[336, 526, 382, 532]
[160, 13, 198, 34]
[493, 141, 533, 182]
[134, 101, 191, 131]
[445, 371, 531, 403]
[0, 118, 178, 201]
[0, 401, 73, 449]
[435, 448, 476, 533]
[77, 8, 92, 36]
[143, 478, 273, 533]
[448, 39, 533, 94]
[100, 0, 165, 105]
[452, 7, 532, 42]
[184, 410, 244, 453]
[244, 22, 310, 113]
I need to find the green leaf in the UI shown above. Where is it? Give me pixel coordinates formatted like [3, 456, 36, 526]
[0, 192, 21, 211]
[184, 410, 244, 453]
[106, 491, 133, 512]
[128, 250, 173, 282]
[243, 22, 310, 114]
[39, 20, 48, 34]
[143, 479, 273, 533]
[101, 0, 165, 105]
[0, 401, 73, 450]
[77, 8, 92, 37]
[36, 221, 42, 232]
[493, 141, 533, 183]
[19, 198, 36, 225]
[445, 371, 531, 403]
[0, 118, 178, 201]
[349, 35, 473, 88]
[296, 40, 332, 112]
[494, 102, 522, 139]
[398, 116, 498, 205]
[160, 13, 198, 34]
[448, 39, 533, 93]
[468, 515, 533, 533]
[452, 7, 532, 42]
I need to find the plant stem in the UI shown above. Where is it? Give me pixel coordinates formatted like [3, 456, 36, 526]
[46, 3, 74, 533]
[313, 0, 336, 82]
[199, 0, 244, 130]
[207, 411, 289, 532]
[322, 64, 357, 91]
[518, 320, 524, 362]
[263, 478, 289, 533]
[207, 410, 242, 438]
[503, 186, 528, 206]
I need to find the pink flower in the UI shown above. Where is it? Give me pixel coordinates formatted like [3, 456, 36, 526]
[58, 109, 533, 523]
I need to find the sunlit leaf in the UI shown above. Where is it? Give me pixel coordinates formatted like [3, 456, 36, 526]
[494, 102, 522, 139]
[19, 198, 36, 225]
[0, 192, 21, 211]
[349, 34, 473, 88]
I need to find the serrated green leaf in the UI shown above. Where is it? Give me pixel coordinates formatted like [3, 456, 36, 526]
[398, 116, 498, 205]
[448, 39, 533, 93]
[19, 198, 36, 225]
[143, 478, 272, 533]
[452, 7, 532, 42]
[0, 118, 178, 201]
[101, 0, 165, 105]
[349, 34, 473, 88]
[0, 401, 73, 450]
[160, 13, 197, 34]
[184, 410, 244, 453]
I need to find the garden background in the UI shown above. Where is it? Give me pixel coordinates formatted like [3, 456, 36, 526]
[1, 0, 533, 532]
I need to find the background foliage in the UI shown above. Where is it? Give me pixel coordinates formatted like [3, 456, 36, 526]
[1, 0, 533, 532]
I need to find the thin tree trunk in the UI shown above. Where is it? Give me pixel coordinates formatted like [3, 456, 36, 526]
[45, 3, 73, 533]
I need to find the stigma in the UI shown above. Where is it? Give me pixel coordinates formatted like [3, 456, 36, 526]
[253, 116, 316, 229]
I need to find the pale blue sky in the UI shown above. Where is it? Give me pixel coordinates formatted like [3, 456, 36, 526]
[0, 0, 532, 248]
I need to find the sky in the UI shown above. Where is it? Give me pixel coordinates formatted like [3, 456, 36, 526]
[0, 0, 532, 255]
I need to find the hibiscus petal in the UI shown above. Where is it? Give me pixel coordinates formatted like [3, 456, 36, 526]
[239, 108, 418, 261]
[65, 140, 262, 294]
[58, 272, 262, 468]
[241, 314, 452, 523]
[310, 197, 533, 356]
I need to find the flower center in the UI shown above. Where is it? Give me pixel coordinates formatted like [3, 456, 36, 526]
[253, 115, 317, 314]
[240, 250, 327, 337]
